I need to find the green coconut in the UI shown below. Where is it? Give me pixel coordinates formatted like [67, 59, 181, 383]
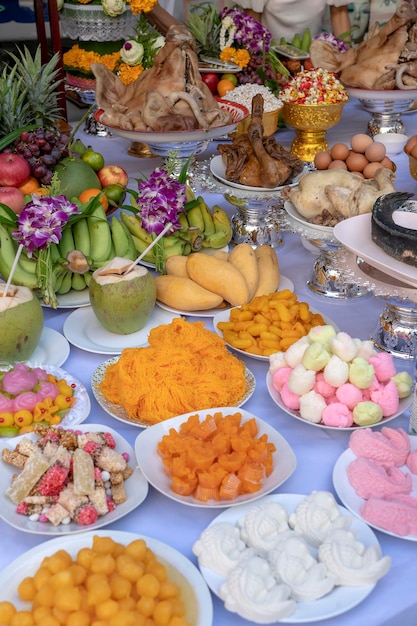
[89, 257, 156, 335]
[0, 285, 44, 362]
[53, 157, 101, 199]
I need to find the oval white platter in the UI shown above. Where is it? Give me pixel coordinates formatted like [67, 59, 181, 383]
[42, 288, 90, 309]
[333, 436, 417, 541]
[214, 306, 335, 362]
[198, 493, 384, 623]
[134, 407, 296, 508]
[0, 364, 90, 437]
[210, 155, 307, 192]
[0, 424, 148, 535]
[333, 213, 417, 289]
[29, 327, 70, 368]
[91, 358, 256, 428]
[0, 529, 213, 626]
[63, 306, 181, 355]
[284, 200, 334, 234]
[157, 275, 294, 319]
[266, 370, 412, 431]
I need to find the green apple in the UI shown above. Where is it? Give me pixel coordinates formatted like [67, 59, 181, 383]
[221, 73, 238, 87]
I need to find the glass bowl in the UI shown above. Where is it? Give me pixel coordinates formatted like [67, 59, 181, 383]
[282, 101, 347, 162]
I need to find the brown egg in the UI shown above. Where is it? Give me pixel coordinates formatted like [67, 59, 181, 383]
[380, 156, 395, 170]
[346, 152, 368, 172]
[365, 141, 386, 162]
[363, 161, 383, 179]
[411, 144, 417, 159]
[350, 171, 365, 178]
[314, 151, 332, 170]
[405, 135, 417, 155]
[328, 159, 348, 170]
[350, 133, 374, 153]
[330, 143, 350, 161]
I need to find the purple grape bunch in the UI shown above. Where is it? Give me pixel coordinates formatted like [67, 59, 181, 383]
[3, 127, 70, 185]
[238, 56, 277, 86]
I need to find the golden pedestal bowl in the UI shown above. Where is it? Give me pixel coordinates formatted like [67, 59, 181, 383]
[282, 101, 347, 162]
[231, 107, 281, 138]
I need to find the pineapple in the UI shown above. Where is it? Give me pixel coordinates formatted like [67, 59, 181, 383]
[186, 2, 222, 58]
[0, 46, 63, 141]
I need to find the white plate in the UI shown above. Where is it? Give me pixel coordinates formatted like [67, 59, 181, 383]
[29, 327, 70, 367]
[0, 424, 148, 534]
[210, 155, 307, 192]
[333, 437, 417, 541]
[284, 201, 334, 234]
[63, 306, 181, 355]
[199, 493, 382, 623]
[42, 288, 90, 309]
[214, 304, 333, 362]
[333, 213, 417, 289]
[346, 87, 417, 103]
[92, 358, 256, 428]
[135, 408, 296, 508]
[266, 371, 412, 431]
[0, 364, 90, 437]
[157, 275, 294, 318]
[0, 529, 213, 626]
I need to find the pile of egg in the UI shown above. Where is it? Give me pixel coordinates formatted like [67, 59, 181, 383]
[404, 134, 417, 156]
[314, 133, 395, 178]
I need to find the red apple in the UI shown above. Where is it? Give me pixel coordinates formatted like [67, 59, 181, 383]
[97, 165, 129, 188]
[202, 73, 220, 96]
[0, 186, 25, 214]
[0, 153, 31, 187]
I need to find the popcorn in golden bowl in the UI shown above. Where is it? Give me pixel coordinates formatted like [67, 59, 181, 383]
[281, 68, 349, 162]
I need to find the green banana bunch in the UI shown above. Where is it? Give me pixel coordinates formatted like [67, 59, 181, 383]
[110, 215, 136, 260]
[120, 211, 152, 245]
[71, 272, 87, 291]
[198, 197, 216, 237]
[88, 205, 113, 264]
[186, 202, 205, 233]
[58, 225, 76, 260]
[201, 206, 233, 249]
[72, 217, 91, 258]
[0, 224, 38, 289]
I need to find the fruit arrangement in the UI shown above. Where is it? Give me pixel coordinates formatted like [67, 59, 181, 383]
[155, 243, 280, 311]
[314, 134, 395, 178]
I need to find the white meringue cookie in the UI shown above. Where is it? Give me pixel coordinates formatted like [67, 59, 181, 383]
[192, 522, 252, 576]
[288, 364, 316, 396]
[323, 355, 349, 387]
[299, 390, 326, 423]
[284, 336, 310, 368]
[330, 331, 359, 362]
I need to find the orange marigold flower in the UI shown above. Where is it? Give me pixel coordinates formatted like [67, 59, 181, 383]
[220, 47, 250, 68]
[117, 62, 144, 84]
[127, 0, 158, 14]
[63, 45, 120, 74]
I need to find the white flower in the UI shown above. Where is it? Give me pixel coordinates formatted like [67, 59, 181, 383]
[102, 0, 126, 18]
[152, 36, 165, 52]
[121, 40, 144, 65]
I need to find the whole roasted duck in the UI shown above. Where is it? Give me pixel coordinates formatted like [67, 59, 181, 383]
[309, 0, 417, 90]
[218, 94, 303, 188]
[91, 24, 232, 132]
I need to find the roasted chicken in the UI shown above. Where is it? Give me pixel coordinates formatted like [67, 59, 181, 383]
[309, 0, 417, 90]
[218, 94, 303, 188]
[91, 24, 232, 132]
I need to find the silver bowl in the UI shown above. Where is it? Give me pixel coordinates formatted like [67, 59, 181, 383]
[346, 87, 417, 136]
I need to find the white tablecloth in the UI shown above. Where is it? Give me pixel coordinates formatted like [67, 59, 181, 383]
[1, 98, 417, 626]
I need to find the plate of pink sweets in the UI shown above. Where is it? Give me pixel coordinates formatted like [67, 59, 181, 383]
[266, 325, 413, 430]
[333, 427, 417, 540]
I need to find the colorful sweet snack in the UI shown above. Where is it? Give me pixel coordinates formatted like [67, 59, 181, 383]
[349, 427, 411, 467]
[2, 425, 133, 526]
[269, 327, 413, 427]
[360, 494, 417, 536]
[406, 450, 417, 474]
[347, 457, 412, 499]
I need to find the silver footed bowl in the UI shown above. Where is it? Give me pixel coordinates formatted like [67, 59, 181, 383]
[346, 87, 417, 135]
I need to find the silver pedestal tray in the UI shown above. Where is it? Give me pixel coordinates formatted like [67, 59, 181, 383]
[191, 159, 288, 248]
[333, 249, 417, 360]
[346, 87, 417, 136]
[282, 206, 366, 298]
[94, 101, 248, 177]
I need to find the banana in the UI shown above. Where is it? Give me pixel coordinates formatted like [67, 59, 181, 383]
[72, 217, 91, 258]
[185, 184, 196, 202]
[83, 270, 93, 287]
[71, 272, 86, 291]
[119, 219, 137, 260]
[51, 266, 67, 293]
[186, 203, 205, 233]
[120, 211, 152, 245]
[185, 227, 203, 252]
[198, 198, 216, 237]
[111, 215, 131, 258]
[49, 242, 61, 265]
[57, 270, 72, 295]
[58, 225, 76, 259]
[162, 232, 183, 249]
[178, 211, 190, 233]
[88, 205, 112, 264]
[16, 248, 38, 275]
[165, 240, 185, 259]
[130, 234, 157, 265]
[201, 206, 233, 249]
[0, 224, 38, 289]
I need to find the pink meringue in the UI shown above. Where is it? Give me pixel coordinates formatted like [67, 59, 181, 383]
[313, 373, 335, 399]
[280, 383, 301, 411]
[335, 383, 363, 410]
[370, 380, 399, 417]
[406, 450, 417, 475]
[368, 353, 397, 383]
[272, 367, 292, 392]
[322, 402, 353, 428]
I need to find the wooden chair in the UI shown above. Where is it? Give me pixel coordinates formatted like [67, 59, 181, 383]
[33, 0, 67, 122]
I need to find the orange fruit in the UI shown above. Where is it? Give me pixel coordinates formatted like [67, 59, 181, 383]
[78, 188, 109, 211]
[217, 79, 235, 98]
[18, 176, 40, 194]
[32, 187, 50, 197]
